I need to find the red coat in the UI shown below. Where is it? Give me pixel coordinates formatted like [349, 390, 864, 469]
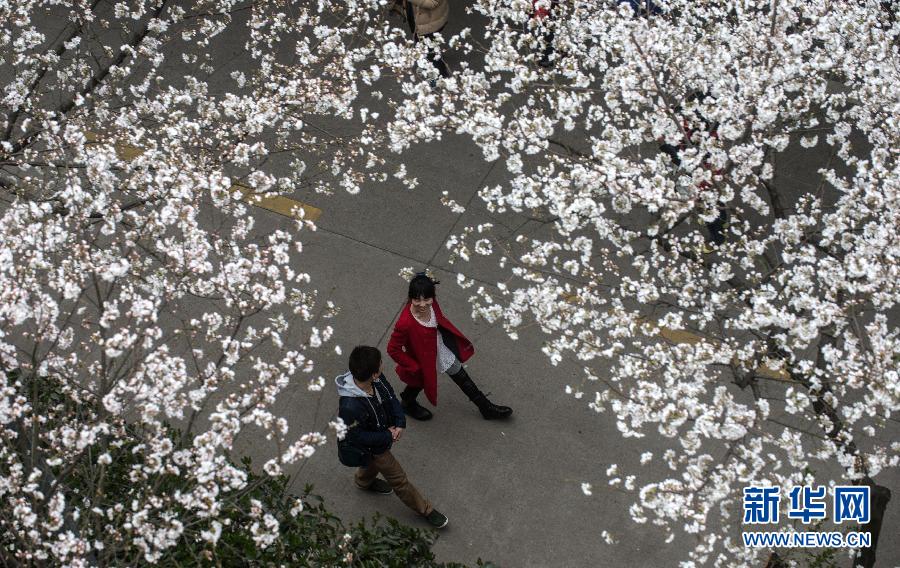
[532, 0, 550, 19]
[386, 298, 474, 406]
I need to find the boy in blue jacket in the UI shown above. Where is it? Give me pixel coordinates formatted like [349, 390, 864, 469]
[336, 345, 448, 528]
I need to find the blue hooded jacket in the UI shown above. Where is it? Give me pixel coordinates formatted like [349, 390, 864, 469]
[335, 371, 406, 461]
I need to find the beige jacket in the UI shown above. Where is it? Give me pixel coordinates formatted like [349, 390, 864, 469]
[408, 0, 449, 36]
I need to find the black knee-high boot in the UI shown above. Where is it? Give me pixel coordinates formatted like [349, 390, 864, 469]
[449, 368, 513, 420]
[401, 386, 433, 421]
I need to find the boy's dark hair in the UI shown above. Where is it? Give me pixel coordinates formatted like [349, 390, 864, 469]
[408, 272, 439, 300]
[349, 346, 381, 381]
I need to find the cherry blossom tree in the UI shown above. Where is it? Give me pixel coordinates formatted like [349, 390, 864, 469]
[381, 0, 900, 565]
[0, 0, 422, 564]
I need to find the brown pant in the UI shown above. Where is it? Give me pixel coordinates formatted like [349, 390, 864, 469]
[355, 450, 432, 515]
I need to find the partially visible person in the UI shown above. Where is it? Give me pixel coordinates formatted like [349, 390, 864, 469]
[659, 91, 728, 248]
[336, 345, 448, 528]
[617, 0, 663, 16]
[531, 0, 560, 68]
[388, 273, 512, 421]
[404, 0, 451, 79]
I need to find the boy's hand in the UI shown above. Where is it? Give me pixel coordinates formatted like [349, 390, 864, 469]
[389, 427, 404, 442]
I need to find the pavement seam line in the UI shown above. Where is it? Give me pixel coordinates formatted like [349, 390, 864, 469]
[373, 160, 499, 349]
[427, 160, 498, 267]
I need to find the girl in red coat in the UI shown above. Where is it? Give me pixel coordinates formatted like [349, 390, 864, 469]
[387, 273, 513, 421]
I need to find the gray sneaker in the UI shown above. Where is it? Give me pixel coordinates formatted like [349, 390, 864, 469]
[425, 509, 449, 529]
[357, 478, 393, 495]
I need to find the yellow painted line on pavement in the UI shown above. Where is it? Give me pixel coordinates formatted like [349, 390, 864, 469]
[656, 326, 702, 345]
[84, 132, 321, 222]
[560, 292, 793, 381]
[561, 292, 580, 304]
[84, 131, 144, 161]
[233, 183, 321, 222]
[754, 365, 792, 381]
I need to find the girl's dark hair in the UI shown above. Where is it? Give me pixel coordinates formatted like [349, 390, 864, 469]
[349, 345, 382, 381]
[408, 273, 439, 300]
